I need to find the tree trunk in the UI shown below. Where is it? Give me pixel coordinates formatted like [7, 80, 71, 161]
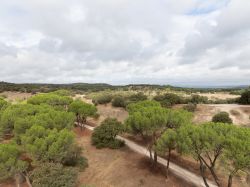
[199, 158, 209, 187]
[153, 151, 158, 167]
[228, 174, 233, 187]
[23, 173, 32, 187]
[166, 149, 171, 178]
[208, 166, 221, 187]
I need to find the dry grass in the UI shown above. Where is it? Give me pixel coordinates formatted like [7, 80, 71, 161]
[193, 104, 250, 126]
[0, 91, 32, 103]
[75, 127, 192, 187]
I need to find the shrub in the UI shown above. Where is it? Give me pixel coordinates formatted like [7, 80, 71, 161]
[92, 118, 124, 149]
[183, 103, 197, 112]
[239, 90, 250, 104]
[189, 94, 208, 104]
[112, 96, 126, 108]
[154, 93, 184, 107]
[93, 94, 112, 105]
[212, 112, 232, 124]
[29, 163, 78, 187]
[128, 92, 147, 102]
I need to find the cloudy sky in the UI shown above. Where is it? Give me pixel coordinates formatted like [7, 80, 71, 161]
[0, 0, 250, 86]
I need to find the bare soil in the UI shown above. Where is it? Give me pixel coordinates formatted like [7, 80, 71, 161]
[74, 127, 192, 187]
[197, 92, 240, 101]
[193, 104, 250, 126]
[0, 91, 32, 103]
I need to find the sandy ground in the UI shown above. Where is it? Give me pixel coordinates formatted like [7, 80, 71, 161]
[74, 127, 192, 187]
[197, 92, 240, 101]
[193, 104, 250, 126]
[0, 91, 32, 103]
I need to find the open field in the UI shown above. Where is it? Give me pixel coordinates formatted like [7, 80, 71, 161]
[196, 92, 240, 101]
[193, 104, 250, 126]
[0, 91, 32, 103]
[74, 127, 192, 187]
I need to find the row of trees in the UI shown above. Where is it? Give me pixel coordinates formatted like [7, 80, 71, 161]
[0, 91, 97, 186]
[123, 100, 249, 187]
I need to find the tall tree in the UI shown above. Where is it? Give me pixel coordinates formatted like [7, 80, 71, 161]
[126, 100, 168, 166]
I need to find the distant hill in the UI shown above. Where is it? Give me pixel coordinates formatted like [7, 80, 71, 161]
[0, 81, 248, 93]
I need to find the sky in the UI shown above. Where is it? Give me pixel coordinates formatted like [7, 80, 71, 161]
[0, 0, 250, 86]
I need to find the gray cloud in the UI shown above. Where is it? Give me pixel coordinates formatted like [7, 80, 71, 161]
[0, 0, 249, 86]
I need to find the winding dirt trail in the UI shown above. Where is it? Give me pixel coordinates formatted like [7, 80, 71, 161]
[84, 125, 217, 187]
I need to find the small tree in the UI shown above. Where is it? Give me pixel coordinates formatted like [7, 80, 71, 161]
[238, 90, 250, 104]
[212, 111, 232, 123]
[92, 118, 124, 149]
[125, 100, 168, 166]
[29, 163, 78, 187]
[69, 100, 97, 131]
[156, 129, 177, 178]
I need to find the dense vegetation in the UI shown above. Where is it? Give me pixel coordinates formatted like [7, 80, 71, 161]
[1, 81, 247, 95]
[0, 92, 88, 187]
[125, 100, 250, 187]
[239, 90, 250, 104]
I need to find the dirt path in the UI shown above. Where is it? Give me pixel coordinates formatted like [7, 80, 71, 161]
[76, 127, 191, 187]
[84, 125, 217, 187]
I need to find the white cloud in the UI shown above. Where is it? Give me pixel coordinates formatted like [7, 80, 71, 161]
[0, 0, 249, 86]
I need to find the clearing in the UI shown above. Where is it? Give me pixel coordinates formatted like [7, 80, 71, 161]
[74, 127, 192, 187]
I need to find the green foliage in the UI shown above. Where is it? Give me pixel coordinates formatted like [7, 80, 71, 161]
[212, 111, 232, 123]
[112, 96, 126, 108]
[166, 109, 193, 129]
[223, 127, 250, 177]
[189, 94, 208, 104]
[154, 93, 184, 107]
[125, 100, 168, 137]
[0, 143, 28, 181]
[21, 127, 84, 166]
[0, 104, 75, 140]
[176, 122, 249, 187]
[156, 129, 177, 154]
[50, 89, 71, 96]
[93, 94, 112, 105]
[128, 92, 147, 103]
[0, 98, 8, 110]
[27, 93, 73, 110]
[183, 103, 197, 112]
[92, 118, 124, 149]
[239, 90, 250, 104]
[69, 100, 97, 119]
[30, 163, 78, 187]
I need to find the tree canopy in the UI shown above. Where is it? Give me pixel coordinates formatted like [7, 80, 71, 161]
[92, 118, 124, 149]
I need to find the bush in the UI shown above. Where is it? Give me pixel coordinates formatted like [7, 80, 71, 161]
[30, 163, 78, 187]
[112, 96, 126, 108]
[128, 92, 147, 102]
[92, 118, 124, 149]
[183, 103, 197, 112]
[93, 94, 112, 105]
[154, 93, 184, 107]
[239, 90, 250, 104]
[212, 112, 232, 124]
[189, 94, 208, 104]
